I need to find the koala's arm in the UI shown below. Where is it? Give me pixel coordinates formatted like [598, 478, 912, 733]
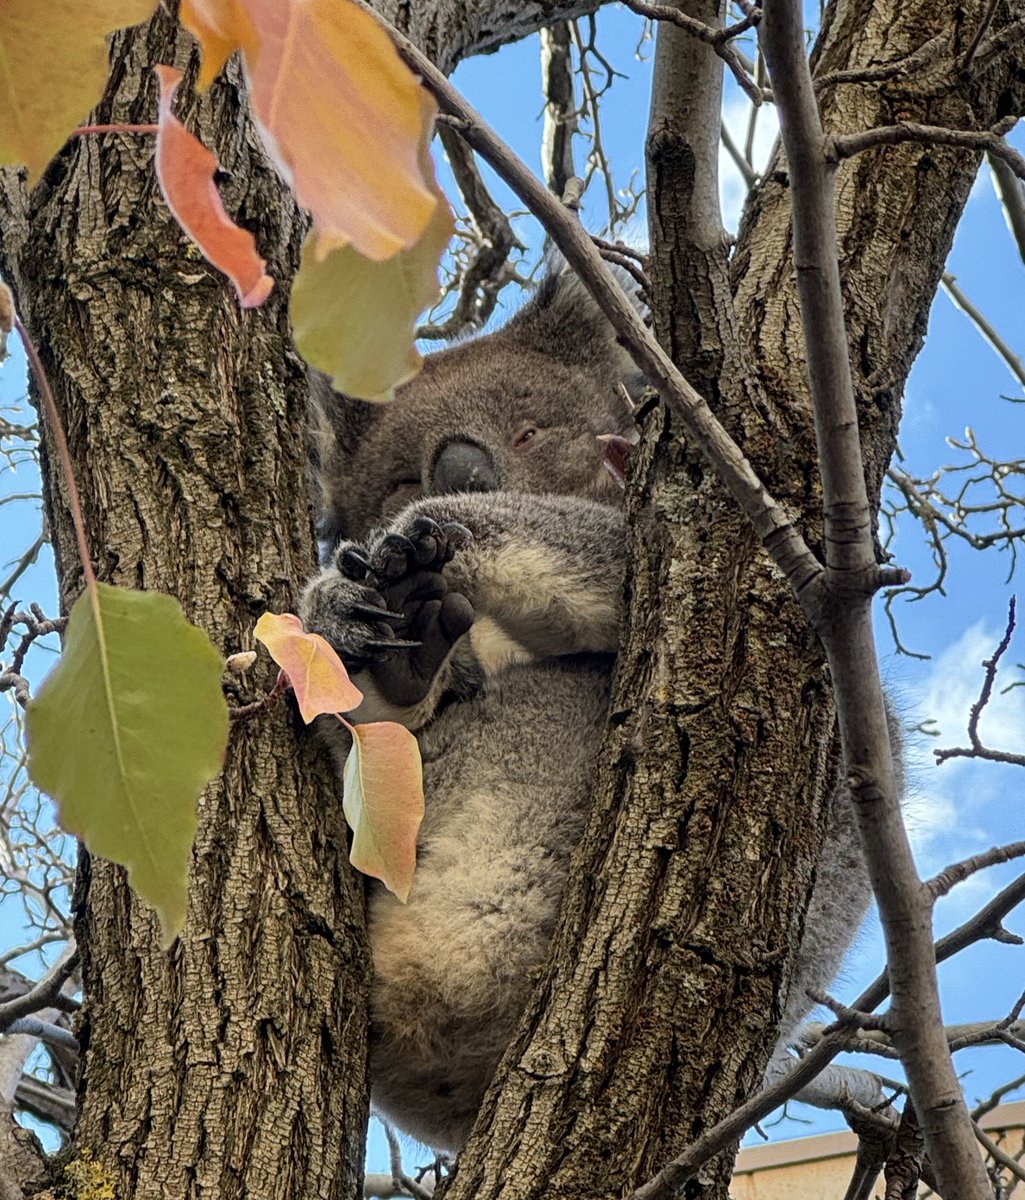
[301, 491, 624, 728]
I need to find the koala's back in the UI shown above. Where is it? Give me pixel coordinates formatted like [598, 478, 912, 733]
[368, 655, 611, 1150]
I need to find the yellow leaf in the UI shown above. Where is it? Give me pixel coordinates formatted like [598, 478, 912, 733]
[180, 0, 258, 90]
[0, 0, 159, 178]
[342, 720, 424, 903]
[291, 104, 454, 401]
[254, 611, 363, 721]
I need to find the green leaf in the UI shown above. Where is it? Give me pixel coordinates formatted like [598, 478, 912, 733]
[290, 133, 453, 402]
[26, 583, 229, 946]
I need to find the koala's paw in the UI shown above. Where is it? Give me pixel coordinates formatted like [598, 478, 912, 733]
[304, 518, 475, 708]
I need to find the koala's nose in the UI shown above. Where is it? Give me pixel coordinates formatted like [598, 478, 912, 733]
[430, 440, 498, 495]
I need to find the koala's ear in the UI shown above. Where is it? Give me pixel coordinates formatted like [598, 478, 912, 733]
[308, 370, 384, 542]
[500, 263, 648, 382]
[308, 370, 382, 470]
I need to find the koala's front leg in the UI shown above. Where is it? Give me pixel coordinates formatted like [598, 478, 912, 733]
[301, 518, 475, 727]
[391, 492, 626, 663]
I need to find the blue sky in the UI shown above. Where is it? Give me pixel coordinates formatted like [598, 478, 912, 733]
[2, 2, 1024, 1176]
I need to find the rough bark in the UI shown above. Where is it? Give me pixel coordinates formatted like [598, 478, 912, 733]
[0, 15, 371, 1200]
[1, 0, 1022, 1198]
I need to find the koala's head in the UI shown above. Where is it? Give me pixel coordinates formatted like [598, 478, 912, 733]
[311, 270, 647, 543]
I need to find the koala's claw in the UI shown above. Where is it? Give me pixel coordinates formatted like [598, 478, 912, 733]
[338, 547, 378, 582]
[349, 601, 406, 624]
[308, 514, 476, 708]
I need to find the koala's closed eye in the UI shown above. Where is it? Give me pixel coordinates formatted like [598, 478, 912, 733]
[512, 425, 538, 449]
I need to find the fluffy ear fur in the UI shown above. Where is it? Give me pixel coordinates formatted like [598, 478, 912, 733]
[500, 262, 647, 386]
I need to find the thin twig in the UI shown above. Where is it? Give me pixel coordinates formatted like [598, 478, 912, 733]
[935, 599, 1024, 767]
[973, 1121, 1025, 1186]
[620, 0, 764, 102]
[721, 121, 759, 188]
[942, 273, 1025, 390]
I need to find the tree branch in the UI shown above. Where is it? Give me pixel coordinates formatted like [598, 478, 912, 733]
[830, 118, 1025, 180]
[0, 947, 78, 1034]
[759, 0, 993, 1194]
[989, 148, 1025, 267]
[942, 273, 1025, 390]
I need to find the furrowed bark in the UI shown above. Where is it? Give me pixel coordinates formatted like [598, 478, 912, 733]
[0, 16, 371, 1200]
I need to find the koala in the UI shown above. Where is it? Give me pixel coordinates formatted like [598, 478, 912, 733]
[301, 271, 877, 1152]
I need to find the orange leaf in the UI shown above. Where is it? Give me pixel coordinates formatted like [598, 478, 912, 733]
[342, 719, 424, 903]
[0, 0, 158, 178]
[179, 0, 258, 90]
[254, 611, 363, 721]
[154, 65, 274, 308]
[182, 0, 438, 262]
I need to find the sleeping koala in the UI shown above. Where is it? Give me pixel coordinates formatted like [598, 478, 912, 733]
[301, 271, 876, 1151]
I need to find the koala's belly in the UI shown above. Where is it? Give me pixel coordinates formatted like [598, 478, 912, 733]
[368, 655, 612, 1152]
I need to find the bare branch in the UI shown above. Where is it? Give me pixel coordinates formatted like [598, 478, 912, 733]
[14, 1076, 76, 1136]
[989, 149, 1025, 267]
[620, 0, 765, 101]
[4, 1016, 79, 1052]
[721, 120, 759, 188]
[973, 1120, 1025, 1187]
[928, 842, 1025, 900]
[381, 1119, 433, 1200]
[971, 1071, 1025, 1121]
[540, 23, 577, 197]
[0, 947, 78, 1033]
[935, 599, 1025, 767]
[830, 117, 1025, 180]
[417, 123, 523, 342]
[942, 273, 1025, 391]
[759, 0, 991, 1193]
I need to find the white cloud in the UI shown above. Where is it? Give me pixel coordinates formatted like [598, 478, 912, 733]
[918, 621, 1025, 749]
[720, 97, 779, 232]
[898, 621, 1025, 892]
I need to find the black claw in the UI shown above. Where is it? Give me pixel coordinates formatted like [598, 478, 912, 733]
[338, 548, 380, 580]
[377, 533, 416, 557]
[350, 602, 405, 624]
[366, 639, 423, 653]
[410, 516, 443, 538]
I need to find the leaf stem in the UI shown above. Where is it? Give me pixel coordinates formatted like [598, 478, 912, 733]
[14, 318, 97, 594]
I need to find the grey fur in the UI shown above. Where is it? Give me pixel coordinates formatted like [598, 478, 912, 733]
[301, 274, 879, 1151]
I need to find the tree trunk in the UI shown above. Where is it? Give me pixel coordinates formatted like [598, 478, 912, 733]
[1, 1, 1022, 1198]
[0, 4, 634, 1199]
[0, 15, 369, 1200]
